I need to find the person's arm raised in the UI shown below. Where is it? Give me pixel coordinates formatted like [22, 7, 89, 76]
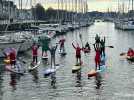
[72, 42, 76, 49]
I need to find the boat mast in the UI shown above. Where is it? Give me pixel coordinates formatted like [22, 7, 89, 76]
[61, 0, 63, 22]
[68, 0, 70, 22]
[71, 0, 74, 24]
[30, 0, 32, 20]
[117, 0, 121, 20]
[5, 0, 11, 31]
[57, 0, 60, 22]
[74, 0, 77, 22]
[132, 0, 133, 11]
[33, 0, 37, 25]
[65, 0, 67, 22]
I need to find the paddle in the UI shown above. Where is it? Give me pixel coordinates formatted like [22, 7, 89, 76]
[105, 46, 114, 48]
[17, 57, 26, 64]
[79, 34, 84, 48]
[90, 42, 114, 48]
[120, 52, 126, 56]
[91, 43, 114, 48]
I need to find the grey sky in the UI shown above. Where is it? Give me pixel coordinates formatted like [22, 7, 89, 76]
[12, 0, 132, 12]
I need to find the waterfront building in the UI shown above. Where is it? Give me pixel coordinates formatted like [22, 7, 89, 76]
[0, 0, 17, 22]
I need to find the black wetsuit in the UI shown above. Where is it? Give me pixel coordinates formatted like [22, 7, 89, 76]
[85, 42, 90, 50]
[100, 37, 105, 56]
[49, 45, 58, 67]
[95, 35, 100, 48]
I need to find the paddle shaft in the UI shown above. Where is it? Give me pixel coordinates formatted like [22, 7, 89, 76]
[79, 34, 84, 47]
[90, 43, 114, 48]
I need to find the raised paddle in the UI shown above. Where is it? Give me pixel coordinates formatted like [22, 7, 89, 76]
[79, 34, 84, 48]
[91, 43, 114, 48]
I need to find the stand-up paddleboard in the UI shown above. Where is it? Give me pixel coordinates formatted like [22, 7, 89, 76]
[87, 65, 106, 78]
[44, 64, 61, 77]
[42, 56, 49, 59]
[83, 48, 90, 53]
[59, 50, 67, 56]
[87, 69, 97, 77]
[98, 65, 106, 72]
[42, 52, 49, 59]
[5, 61, 26, 75]
[28, 61, 41, 71]
[72, 65, 81, 73]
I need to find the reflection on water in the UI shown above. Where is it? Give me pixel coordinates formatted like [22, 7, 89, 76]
[29, 69, 39, 83]
[95, 73, 102, 90]
[51, 72, 56, 89]
[9, 72, 18, 91]
[1, 22, 134, 100]
[0, 68, 4, 100]
[75, 70, 82, 87]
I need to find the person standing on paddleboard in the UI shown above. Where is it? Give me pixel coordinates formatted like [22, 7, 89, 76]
[32, 43, 39, 64]
[100, 37, 105, 56]
[39, 36, 50, 57]
[72, 42, 83, 65]
[49, 43, 58, 66]
[59, 36, 65, 53]
[93, 44, 101, 70]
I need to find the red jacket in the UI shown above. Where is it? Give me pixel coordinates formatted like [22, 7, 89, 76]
[127, 50, 134, 57]
[10, 51, 16, 61]
[32, 45, 38, 56]
[95, 50, 101, 61]
[59, 39, 65, 47]
[72, 43, 83, 56]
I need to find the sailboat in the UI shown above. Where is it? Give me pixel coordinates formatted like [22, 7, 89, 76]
[115, 0, 134, 30]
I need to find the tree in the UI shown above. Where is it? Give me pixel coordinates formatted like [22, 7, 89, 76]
[45, 7, 57, 20]
[33, 3, 45, 20]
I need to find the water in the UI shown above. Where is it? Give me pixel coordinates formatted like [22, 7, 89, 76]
[0, 22, 134, 100]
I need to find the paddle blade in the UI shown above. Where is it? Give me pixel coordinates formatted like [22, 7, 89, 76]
[79, 34, 82, 39]
[120, 52, 126, 56]
[22, 61, 26, 64]
[108, 46, 114, 48]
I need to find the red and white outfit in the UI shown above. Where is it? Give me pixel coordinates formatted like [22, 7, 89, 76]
[10, 48, 16, 65]
[72, 43, 83, 65]
[95, 49, 101, 68]
[127, 49, 134, 57]
[59, 38, 65, 52]
[32, 44, 38, 63]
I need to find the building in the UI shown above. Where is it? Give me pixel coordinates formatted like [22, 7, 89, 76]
[0, 0, 17, 22]
[0, 0, 3, 19]
[0, 0, 33, 23]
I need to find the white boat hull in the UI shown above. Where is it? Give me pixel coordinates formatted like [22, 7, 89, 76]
[115, 20, 134, 30]
[19, 40, 33, 52]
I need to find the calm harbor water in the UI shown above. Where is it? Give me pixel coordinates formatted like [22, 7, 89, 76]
[0, 21, 134, 100]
